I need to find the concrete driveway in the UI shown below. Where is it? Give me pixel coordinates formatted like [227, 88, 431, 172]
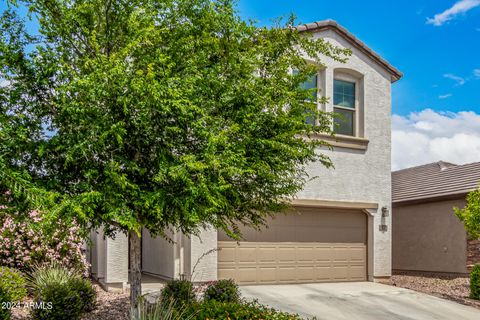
[240, 282, 480, 320]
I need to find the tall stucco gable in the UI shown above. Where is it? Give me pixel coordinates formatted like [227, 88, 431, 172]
[298, 20, 402, 83]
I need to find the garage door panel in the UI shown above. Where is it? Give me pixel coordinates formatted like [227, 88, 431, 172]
[350, 247, 367, 261]
[332, 248, 352, 261]
[237, 267, 257, 283]
[218, 267, 236, 280]
[349, 265, 366, 279]
[218, 241, 367, 284]
[277, 247, 296, 262]
[278, 267, 297, 282]
[332, 266, 349, 280]
[316, 266, 333, 279]
[237, 247, 256, 263]
[218, 246, 236, 263]
[315, 247, 334, 262]
[257, 248, 276, 263]
[297, 267, 315, 281]
[218, 208, 367, 285]
[297, 247, 315, 262]
[258, 267, 276, 283]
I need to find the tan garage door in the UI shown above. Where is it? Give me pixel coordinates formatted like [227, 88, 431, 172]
[218, 207, 367, 285]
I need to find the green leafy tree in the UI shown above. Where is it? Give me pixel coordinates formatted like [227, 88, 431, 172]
[455, 187, 480, 238]
[1, 0, 349, 317]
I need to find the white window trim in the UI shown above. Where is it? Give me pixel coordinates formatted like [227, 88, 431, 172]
[333, 73, 360, 137]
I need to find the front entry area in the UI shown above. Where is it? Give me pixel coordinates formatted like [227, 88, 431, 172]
[218, 207, 367, 285]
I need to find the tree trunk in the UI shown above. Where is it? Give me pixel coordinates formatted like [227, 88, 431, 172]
[129, 230, 142, 320]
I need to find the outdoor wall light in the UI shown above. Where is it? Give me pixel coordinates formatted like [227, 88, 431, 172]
[379, 206, 389, 232]
[381, 206, 389, 217]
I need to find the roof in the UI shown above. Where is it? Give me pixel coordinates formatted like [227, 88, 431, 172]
[297, 20, 403, 83]
[392, 161, 480, 204]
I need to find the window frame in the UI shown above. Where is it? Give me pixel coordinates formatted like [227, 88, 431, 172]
[333, 75, 358, 137]
[292, 66, 322, 126]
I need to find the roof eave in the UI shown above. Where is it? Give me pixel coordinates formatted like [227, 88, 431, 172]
[392, 190, 471, 206]
[297, 20, 403, 83]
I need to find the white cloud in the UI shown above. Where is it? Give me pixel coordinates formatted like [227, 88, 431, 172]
[427, 0, 480, 26]
[392, 109, 480, 170]
[439, 93, 453, 99]
[474, 69, 480, 78]
[444, 73, 466, 85]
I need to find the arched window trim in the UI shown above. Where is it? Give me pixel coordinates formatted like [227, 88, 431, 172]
[333, 68, 365, 138]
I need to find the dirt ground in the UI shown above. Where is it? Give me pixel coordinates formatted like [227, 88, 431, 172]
[390, 272, 480, 309]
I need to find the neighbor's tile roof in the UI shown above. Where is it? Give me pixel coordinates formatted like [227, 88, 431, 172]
[297, 20, 403, 83]
[392, 161, 480, 204]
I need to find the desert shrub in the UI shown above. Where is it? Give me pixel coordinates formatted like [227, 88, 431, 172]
[31, 281, 83, 320]
[161, 279, 195, 306]
[30, 264, 96, 320]
[136, 297, 193, 320]
[203, 279, 240, 303]
[470, 264, 480, 300]
[190, 300, 304, 320]
[0, 267, 27, 302]
[68, 277, 97, 312]
[29, 263, 79, 290]
[0, 209, 88, 274]
[0, 285, 12, 320]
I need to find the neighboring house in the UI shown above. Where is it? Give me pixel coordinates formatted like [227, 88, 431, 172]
[392, 161, 480, 275]
[87, 20, 402, 291]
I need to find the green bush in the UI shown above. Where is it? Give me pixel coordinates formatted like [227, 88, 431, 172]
[190, 300, 304, 320]
[161, 279, 196, 306]
[203, 279, 240, 303]
[29, 264, 96, 320]
[31, 282, 83, 320]
[470, 264, 480, 300]
[0, 286, 12, 320]
[69, 277, 97, 312]
[0, 267, 27, 302]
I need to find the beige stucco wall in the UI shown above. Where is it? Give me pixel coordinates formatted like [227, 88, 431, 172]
[392, 199, 467, 274]
[88, 229, 128, 290]
[142, 230, 175, 279]
[89, 228, 106, 279]
[184, 228, 218, 282]
[104, 232, 128, 284]
[298, 29, 393, 278]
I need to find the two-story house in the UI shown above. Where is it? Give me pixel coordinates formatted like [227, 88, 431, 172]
[87, 20, 402, 291]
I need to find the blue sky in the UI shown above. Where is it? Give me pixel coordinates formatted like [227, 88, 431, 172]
[237, 0, 480, 116]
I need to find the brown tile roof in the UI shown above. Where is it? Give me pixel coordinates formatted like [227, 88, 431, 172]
[297, 20, 403, 83]
[392, 161, 480, 204]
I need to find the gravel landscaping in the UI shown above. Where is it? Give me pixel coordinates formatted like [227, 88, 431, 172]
[390, 272, 480, 309]
[80, 284, 130, 320]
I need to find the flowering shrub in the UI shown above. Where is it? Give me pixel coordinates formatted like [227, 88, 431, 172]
[203, 279, 240, 303]
[0, 209, 89, 274]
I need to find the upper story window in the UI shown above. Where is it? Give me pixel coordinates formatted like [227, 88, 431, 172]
[294, 70, 318, 125]
[333, 79, 355, 136]
[300, 74, 318, 103]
